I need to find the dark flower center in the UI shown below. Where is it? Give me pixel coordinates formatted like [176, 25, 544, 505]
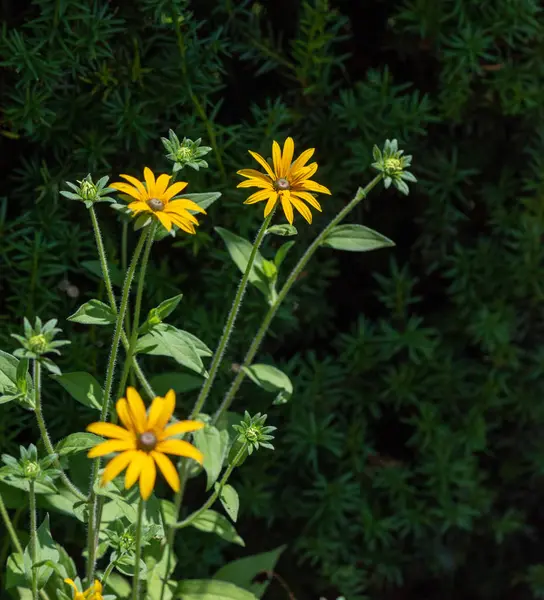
[275, 177, 290, 190]
[138, 431, 157, 451]
[147, 198, 164, 211]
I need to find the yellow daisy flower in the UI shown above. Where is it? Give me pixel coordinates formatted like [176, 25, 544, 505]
[86, 387, 204, 500]
[110, 167, 206, 234]
[64, 578, 103, 600]
[237, 137, 331, 225]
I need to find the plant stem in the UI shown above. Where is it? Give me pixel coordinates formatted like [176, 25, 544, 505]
[86, 227, 149, 585]
[213, 175, 383, 422]
[89, 206, 155, 399]
[122, 220, 132, 335]
[0, 491, 23, 555]
[29, 481, 38, 600]
[192, 208, 276, 419]
[116, 221, 157, 400]
[102, 558, 117, 589]
[131, 498, 145, 600]
[32, 361, 86, 501]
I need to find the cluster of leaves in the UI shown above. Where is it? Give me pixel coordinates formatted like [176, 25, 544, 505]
[1, 0, 544, 599]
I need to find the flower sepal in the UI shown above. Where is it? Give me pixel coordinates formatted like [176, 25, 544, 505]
[161, 130, 212, 172]
[0, 444, 60, 494]
[371, 139, 417, 196]
[61, 175, 115, 208]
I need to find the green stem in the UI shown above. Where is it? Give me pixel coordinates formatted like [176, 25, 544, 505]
[29, 481, 38, 600]
[192, 208, 276, 419]
[89, 206, 155, 399]
[131, 498, 145, 600]
[86, 227, 149, 585]
[121, 220, 132, 335]
[213, 175, 383, 422]
[102, 558, 117, 589]
[32, 361, 86, 501]
[0, 491, 23, 555]
[117, 222, 157, 400]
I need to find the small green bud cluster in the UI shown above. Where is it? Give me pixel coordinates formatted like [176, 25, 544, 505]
[0, 444, 60, 493]
[228, 412, 276, 466]
[161, 129, 212, 173]
[60, 174, 115, 208]
[372, 139, 417, 195]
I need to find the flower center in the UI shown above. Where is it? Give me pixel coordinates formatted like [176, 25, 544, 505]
[275, 177, 290, 190]
[147, 198, 165, 211]
[138, 431, 157, 451]
[384, 157, 403, 173]
[28, 334, 47, 353]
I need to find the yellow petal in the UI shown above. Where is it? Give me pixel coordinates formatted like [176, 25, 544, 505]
[124, 450, 146, 489]
[156, 389, 176, 430]
[291, 161, 318, 183]
[280, 191, 294, 224]
[165, 204, 199, 225]
[297, 179, 331, 195]
[281, 137, 295, 177]
[154, 174, 171, 198]
[127, 201, 151, 214]
[237, 169, 273, 182]
[87, 422, 133, 441]
[161, 181, 188, 202]
[143, 167, 156, 197]
[101, 450, 137, 485]
[64, 579, 78, 593]
[151, 451, 180, 492]
[243, 189, 273, 205]
[272, 141, 282, 177]
[110, 182, 144, 202]
[116, 398, 136, 432]
[290, 191, 322, 212]
[88, 439, 135, 458]
[156, 439, 204, 464]
[237, 179, 274, 190]
[167, 199, 207, 214]
[264, 192, 279, 217]
[138, 453, 156, 500]
[248, 150, 275, 179]
[290, 147, 315, 173]
[169, 214, 196, 234]
[146, 396, 167, 431]
[155, 211, 172, 233]
[126, 387, 147, 433]
[93, 580, 103, 594]
[290, 195, 313, 224]
[162, 419, 205, 439]
[119, 174, 147, 198]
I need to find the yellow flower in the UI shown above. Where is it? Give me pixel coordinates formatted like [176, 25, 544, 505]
[237, 137, 331, 225]
[64, 578, 103, 600]
[110, 167, 206, 234]
[86, 387, 204, 500]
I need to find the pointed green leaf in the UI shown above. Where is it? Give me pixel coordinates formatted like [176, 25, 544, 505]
[176, 580, 257, 600]
[51, 372, 103, 410]
[241, 364, 293, 405]
[68, 299, 116, 325]
[321, 224, 395, 252]
[189, 509, 245, 546]
[0, 351, 34, 407]
[149, 372, 202, 395]
[193, 425, 229, 490]
[177, 192, 221, 212]
[266, 224, 297, 237]
[56, 433, 103, 456]
[216, 483, 239, 522]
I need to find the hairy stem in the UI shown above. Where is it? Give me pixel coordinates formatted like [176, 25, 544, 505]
[131, 498, 145, 600]
[29, 481, 38, 600]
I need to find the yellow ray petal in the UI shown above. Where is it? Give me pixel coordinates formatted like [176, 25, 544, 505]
[290, 191, 322, 212]
[237, 179, 274, 190]
[151, 451, 180, 492]
[170, 214, 196, 234]
[154, 174, 171, 198]
[138, 453, 156, 500]
[291, 162, 318, 183]
[126, 387, 147, 433]
[161, 181, 188, 202]
[144, 167, 156, 197]
[156, 389, 176, 430]
[164, 204, 199, 225]
[127, 201, 151, 214]
[248, 150, 275, 179]
[264, 192, 279, 217]
[155, 211, 172, 232]
[281, 137, 295, 177]
[272, 141, 282, 177]
[167, 199, 207, 214]
[289, 147, 315, 173]
[88, 439, 135, 458]
[64, 579, 78, 594]
[101, 450, 137, 485]
[162, 419, 205, 439]
[243, 189, 273, 205]
[117, 398, 136, 432]
[119, 174, 147, 198]
[146, 395, 167, 431]
[290, 195, 313, 224]
[110, 182, 144, 202]
[156, 439, 204, 464]
[297, 179, 331, 195]
[280, 191, 294, 224]
[125, 450, 146, 489]
[237, 169, 273, 182]
[87, 422, 133, 441]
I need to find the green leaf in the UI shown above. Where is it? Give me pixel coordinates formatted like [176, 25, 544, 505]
[136, 325, 206, 377]
[141, 294, 183, 332]
[82, 260, 124, 287]
[266, 224, 297, 237]
[241, 364, 293, 405]
[189, 509, 245, 546]
[6, 552, 28, 589]
[274, 241, 295, 270]
[177, 191, 221, 212]
[215, 227, 269, 297]
[51, 372, 103, 410]
[176, 579, 257, 600]
[0, 350, 34, 407]
[103, 572, 131, 599]
[213, 545, 287, 598]
[68, 299, 117, 325]
[56, 432, 103, 456]
[29, 514, 60, 588]
[193, 425, 229, 491]
[149, 373, 202, 395]
[321, 224, 395, 252]
[216, 483, 239, 522]
[177, 330, 212, 357]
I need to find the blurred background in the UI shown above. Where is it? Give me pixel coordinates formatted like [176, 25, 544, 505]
[1, 0, 544, 598]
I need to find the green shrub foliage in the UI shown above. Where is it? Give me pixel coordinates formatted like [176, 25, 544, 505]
[1, 0, 544, 598]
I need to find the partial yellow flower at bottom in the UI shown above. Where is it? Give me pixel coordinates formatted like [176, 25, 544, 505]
[87, 387, 204, 500]
[110, 167, 206, 234]
[64, 578, 103, 600]
[237, 137, 331, 225]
